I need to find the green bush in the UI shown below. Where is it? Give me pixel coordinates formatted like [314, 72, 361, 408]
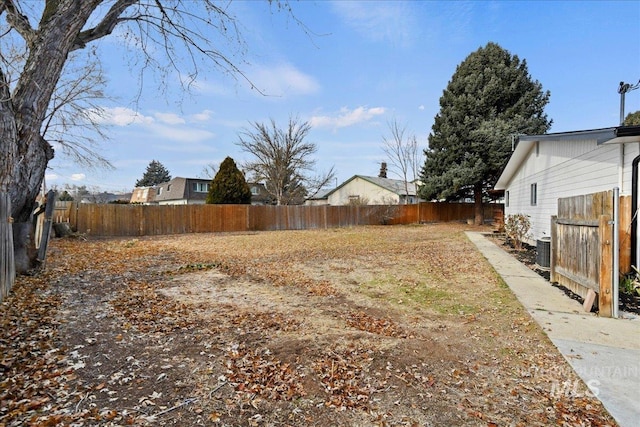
[207, 156, 252, 204]
[621, 266, 640, 296]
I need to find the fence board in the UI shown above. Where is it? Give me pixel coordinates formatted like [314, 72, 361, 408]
[599, 215, 613, 317]
[0, 193, 15, 303]
[619, 195, 632, 272]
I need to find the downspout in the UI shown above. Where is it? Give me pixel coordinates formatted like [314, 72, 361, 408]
[632, 155, 640, 268]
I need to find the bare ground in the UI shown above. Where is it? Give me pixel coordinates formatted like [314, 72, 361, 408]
[0, 224, 617, 426]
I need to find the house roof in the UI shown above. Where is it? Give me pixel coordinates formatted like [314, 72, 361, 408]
[326, 175, 418, 197]
[306, 188, 333, 201]
[495, 126, 640, 190]
[155, 177, 210, 202]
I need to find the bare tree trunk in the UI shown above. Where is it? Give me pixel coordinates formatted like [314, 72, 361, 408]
[1, 1, 97, 273]
[404, 179, 409, 204]
[474, 183, 484, 225]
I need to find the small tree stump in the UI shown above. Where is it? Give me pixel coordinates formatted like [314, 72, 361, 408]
[53, 222, 73, 238]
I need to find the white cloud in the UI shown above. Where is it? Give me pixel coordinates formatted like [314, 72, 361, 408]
[180, 63, 318, 98]
[71, 173, 86, 181]
[154, 112, 186, 125]
[310, 106, 386, 129]
[45, 173, 59, 181]
[190, 109, 214, 122]
[92, 106, 214, 143]
[418, 105, 425, 110]
[150, 124, 214, 143]
[92, 107, 155, 126]
[331, 1, 416, 47]
[250, 63, 320, 97]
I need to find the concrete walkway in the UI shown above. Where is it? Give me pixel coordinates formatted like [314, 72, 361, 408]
[466, 232, 640, 427]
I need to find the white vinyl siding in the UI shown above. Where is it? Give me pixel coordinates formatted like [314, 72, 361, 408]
[620, 144, 635, 194]
[503, 140, 639, 243]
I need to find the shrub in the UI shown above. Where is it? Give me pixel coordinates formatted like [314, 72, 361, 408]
[207, 156, 252, 204]
[621, 266, 640, 296]
[504, 213, 531, 250]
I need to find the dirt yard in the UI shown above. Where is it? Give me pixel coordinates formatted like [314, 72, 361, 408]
[0, 224, 617, 426]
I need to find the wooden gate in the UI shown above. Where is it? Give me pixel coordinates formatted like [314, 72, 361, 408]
[550, 190, 631, 317]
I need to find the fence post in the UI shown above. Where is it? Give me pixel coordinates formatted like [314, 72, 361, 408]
[37, 190, 56, 264]
[598, 214, 613, 318]
[550, 215, 557, 283]
[0, 192, 15, 302]
[612, 187, 620, 318]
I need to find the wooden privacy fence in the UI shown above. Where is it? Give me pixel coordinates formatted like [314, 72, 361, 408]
[550, 190, 631, 317]
[65, 202, 498, 237]
[54, 201, 73, 223]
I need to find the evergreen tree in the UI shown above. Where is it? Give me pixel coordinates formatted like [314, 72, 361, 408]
[420, 42, 551, 224]
[206, 157, 252, 204]
[135, 160, 171, 187]
[624, 110, 640, 126]
[58, 191, 74, 201]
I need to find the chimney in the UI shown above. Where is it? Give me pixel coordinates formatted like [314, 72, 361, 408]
[379, 162, 388, 178]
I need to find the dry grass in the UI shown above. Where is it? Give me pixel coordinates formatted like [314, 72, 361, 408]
[0, 224, 616, 426]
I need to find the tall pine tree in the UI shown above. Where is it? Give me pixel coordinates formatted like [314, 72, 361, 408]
[207, 157, 252, 204]
[420, 42, 551, 224]
[135, 160, 171, 187]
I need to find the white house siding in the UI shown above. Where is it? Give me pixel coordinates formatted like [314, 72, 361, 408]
[328, 177, 399, 205]
[305, 199, 329, 206]
[503, 140, 640, 242]
[621, 144, 638, 194]
[157, 199, 205, 205]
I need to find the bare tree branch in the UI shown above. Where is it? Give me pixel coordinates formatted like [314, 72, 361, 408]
[42, 48, 114, 169]
[382, 119, 421, 204]
[2, 0, 36, 47]
[238, 116, 334, 205]
[72, 0, 137, 50]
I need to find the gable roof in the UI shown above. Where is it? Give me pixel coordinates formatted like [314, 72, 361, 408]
[495, 126, 640, 190]
[326, 175, 418, 197]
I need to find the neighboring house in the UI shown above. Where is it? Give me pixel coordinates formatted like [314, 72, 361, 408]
[81, 192, 132, 204]
[305, 188, 332, 206]
[495, 125, 640, 244]
[248, 182, 273, 205]
[155, 177, 211, 205]
[130, 186, 157, 204]
[324, 175, 420, 206]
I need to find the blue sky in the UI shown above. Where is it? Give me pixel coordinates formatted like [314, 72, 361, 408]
[46, 0, 640, 193]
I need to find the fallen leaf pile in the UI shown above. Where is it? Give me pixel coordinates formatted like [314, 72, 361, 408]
[344, 310, 405, 337]
[111, 280, 196, 333]
[0, 224, 619, 426]
[313, 346, 378, 410]
[224, 343, 306, 401]
[229, 310, 301, 333]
